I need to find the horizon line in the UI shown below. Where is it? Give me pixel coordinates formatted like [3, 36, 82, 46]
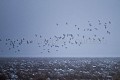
[0, 56, 120, 58]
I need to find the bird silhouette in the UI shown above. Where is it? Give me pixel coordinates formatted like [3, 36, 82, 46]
[66, 22, 68, 25]
[56, 23, 58, 26]
[109, 21, 111, 24]
[107, 31, 110, 35]
[35, 34, 37, 37]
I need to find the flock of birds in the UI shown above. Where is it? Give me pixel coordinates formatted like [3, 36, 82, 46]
[0, 20, 111, 54]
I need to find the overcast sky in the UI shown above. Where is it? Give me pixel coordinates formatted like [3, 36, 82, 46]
[0, 0, 120, 57]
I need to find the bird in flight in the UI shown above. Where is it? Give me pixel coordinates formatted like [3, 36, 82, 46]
[56, 23, 58, 26]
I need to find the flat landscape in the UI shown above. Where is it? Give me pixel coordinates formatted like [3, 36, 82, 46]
[0, 57, 120, 80]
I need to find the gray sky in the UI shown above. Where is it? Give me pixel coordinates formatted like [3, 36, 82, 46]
[0, 0, 120, 57]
